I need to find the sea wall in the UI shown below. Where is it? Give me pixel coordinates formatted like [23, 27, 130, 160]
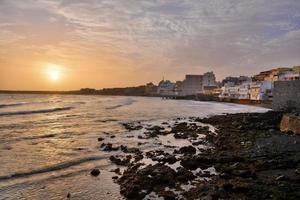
[273, 80, 300, 113]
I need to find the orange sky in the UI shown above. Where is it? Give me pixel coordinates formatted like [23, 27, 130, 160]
[1, 0, 300, 90]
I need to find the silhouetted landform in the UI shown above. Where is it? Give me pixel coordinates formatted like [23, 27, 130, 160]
[0, 86, 148, 96]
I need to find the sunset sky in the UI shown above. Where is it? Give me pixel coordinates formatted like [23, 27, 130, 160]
[0, 0, 300, 90]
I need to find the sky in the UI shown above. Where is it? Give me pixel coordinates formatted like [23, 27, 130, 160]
[0, 0, 300, 90]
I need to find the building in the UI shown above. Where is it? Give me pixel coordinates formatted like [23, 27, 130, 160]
[202, 72, 216, 87]
[157, 79, 175, 96]
[219, 80, 251, 100]
[238, 81, 251, 99]
[203, 85, 218, 95]
[219, 82, 239, 99]
[250, 81, 272, 100]
[222, 76, 251, 86]
[278, 70, 299, 81]
[253, 67, 291, 82]
[180, 72, 217, 96]
[293, 66, 300, 74]
[181, 75, 203, 96]
[174, 81, 183, 96]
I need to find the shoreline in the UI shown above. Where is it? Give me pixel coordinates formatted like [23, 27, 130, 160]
[0, 91, 271, 109]
[98, 111, 300, 199]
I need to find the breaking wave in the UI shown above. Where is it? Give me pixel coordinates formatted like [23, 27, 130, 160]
[0, 102, 28, 108]
[105, 98, 136, 110]
[0, 107, 74, 116]
[0, 101, 64, 108]
[0, 156, 105, 181]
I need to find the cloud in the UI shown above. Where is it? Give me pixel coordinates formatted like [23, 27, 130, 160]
[0, 0, 300, 85]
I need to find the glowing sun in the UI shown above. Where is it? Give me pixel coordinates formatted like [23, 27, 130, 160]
[45, 64, 62, 82]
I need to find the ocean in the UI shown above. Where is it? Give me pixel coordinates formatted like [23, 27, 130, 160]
[0, 94, 269, 199]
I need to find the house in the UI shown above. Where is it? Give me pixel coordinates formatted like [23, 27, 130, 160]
[219, 79, 251, 100]
[180, 72, 217, 96]
[203, 85, 218, 95]
[202, 72, 217, 88]
[181, 75, 203, 96]
[219, 82, 239, 99]
[174, 81, 183, 96]
[278, 70, 299, 81]
[222, 76, 251, 86]
[250, 81, 272, 100]
[157, 79, 175, 96]
[253, 67, 291, 82]
[238, 81, 251, 99]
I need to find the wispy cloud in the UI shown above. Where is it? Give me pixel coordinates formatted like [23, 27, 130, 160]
[1, 0, 300, 88]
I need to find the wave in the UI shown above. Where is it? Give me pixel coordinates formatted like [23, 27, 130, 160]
[95, 118, 118, 123]
[0, 156, 105, 181]
[0, 100, 65, 109]
[0, 107, 73, 116]
[105, 98, 136, 110]
[0, 102, 27, 108]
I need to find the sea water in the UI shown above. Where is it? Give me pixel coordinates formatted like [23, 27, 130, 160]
[0, 94, 269, 200]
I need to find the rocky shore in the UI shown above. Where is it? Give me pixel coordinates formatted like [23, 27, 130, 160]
[99, 111, 300, 200]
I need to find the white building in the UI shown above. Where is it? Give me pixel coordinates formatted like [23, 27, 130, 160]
[250, 81, 272, 100]
[202, 72, 217, 87]
[278, 70, 300, 81]
[157, 80, 175, 96]
[219, 82, 239, 99]
[238, 82, 251, 99]
[219, 81, 251, 100]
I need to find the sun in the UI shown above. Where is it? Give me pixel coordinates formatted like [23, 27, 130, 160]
[45, 64, 62, 82]
[49, 69, 60, 81]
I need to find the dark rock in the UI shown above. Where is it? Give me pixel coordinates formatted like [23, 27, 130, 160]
[118, 163, 176, 199]
[111, 168, 121, 175]
[176, 167, 195, 182]
[110, 155, 132, 166]
[158, 190, 177, 200]
[151, 152, 177, 164]
[231, 169, 254, 178]
[134, 153, 144, 162]
[100, 143, 119, 151]
[222, 183, 233, 192]
[122, 122, 143, 131]
[90, 168, 100, 176]
[97, 137, 104, 141]
[174, 133, 189, 139]
[120, 145, 141, 154]
[275, 175, 285, 181]
[175, 146, 196, 155]
[115, 111, 300, 200]
[146, 125, 165, 132]
[192, 140, 207, 146]
[180, 155, 214, 170]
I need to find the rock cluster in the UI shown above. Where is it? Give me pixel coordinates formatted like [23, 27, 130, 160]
[99, 111, 300, 199]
